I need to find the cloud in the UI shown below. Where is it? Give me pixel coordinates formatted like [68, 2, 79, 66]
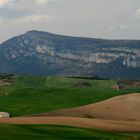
[0, 19, 3, 24]
[35, 0, 48, 6]
[35, 0, 59, 6]
[120, 24, 127, 29]
[17, 14, 51, 23]
[108, 24, 129, 30]
[0, 0, 14, 7]
[0, 0, 23, 10]
[51, 0, 59, 4]
[108, 25, 116, 30]
[136, 9, 140, 17]
[0, 14, 52, 25]
[0, 8, 30, 18]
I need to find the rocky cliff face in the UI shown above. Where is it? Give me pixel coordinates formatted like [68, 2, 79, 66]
[0, 30, 140, 79]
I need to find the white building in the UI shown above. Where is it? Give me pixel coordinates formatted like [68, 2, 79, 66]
[0, 112, 10, 118]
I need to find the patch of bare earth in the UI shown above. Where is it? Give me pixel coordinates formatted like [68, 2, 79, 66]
[0, 80, 11, 86]
[32, 93, 140, 122]
[0, 117, 140, 132]
[0, 75, 15, 86]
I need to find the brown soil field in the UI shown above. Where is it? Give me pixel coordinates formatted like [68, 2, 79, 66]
[32, 93, 140, 122]
[0, 117, 140, 132]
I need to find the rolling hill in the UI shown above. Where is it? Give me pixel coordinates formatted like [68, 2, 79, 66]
[0, 75, 140, 139]
[33, 93, 140, 122]
[0, 75, 121, 117]
[1, 74, 140, 117]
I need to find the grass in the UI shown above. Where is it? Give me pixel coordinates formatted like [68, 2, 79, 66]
[0, 76, 140, 116]
[0, 124, 140, 140]
[0, 75, 140, 139]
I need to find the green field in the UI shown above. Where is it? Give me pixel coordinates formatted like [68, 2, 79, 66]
[0, 76, 140, 116]
[0, 124, 140, 140]
[0, 75, 140, 139]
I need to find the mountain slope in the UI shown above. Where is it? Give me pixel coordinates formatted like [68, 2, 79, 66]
[0, 30, 140, 78]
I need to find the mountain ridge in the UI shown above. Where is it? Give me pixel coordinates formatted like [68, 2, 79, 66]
[0, 30, 140, 79]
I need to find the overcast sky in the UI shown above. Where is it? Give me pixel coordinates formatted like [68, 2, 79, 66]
[0, 0, 140, 42]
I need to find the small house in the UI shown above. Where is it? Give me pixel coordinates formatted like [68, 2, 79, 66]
[0, 112, 10, 118]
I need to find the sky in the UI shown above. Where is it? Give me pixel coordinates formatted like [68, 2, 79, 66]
[0, 0, 140, 42]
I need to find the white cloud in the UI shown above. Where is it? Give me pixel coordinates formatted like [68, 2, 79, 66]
[35, 0, 59, 6]
[51, 0, 59, 4]
[136, 9, 140, 17]
[108, 24, 129, 30]
[35, 0, 48, 5]
[0, 14, 52, 25]
[0, 19, 3, 24]
[108, 25, 116, 30]
[120, 24, 127, 29]
[17, 14, 51, 23]
[0, 0, 15, 7]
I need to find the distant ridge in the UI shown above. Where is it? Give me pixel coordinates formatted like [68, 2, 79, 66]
[0, 30, 140, 79]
